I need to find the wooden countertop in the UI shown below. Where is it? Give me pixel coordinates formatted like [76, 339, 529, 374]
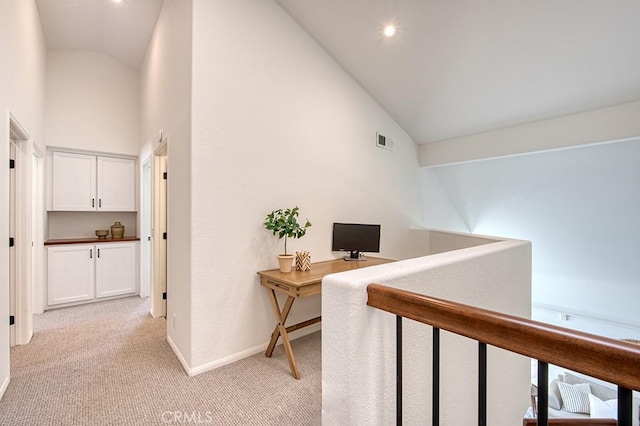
[45, 236, 140, 246]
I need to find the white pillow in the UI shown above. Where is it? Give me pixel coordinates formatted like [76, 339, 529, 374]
[588, 393, 617, 419]
[557, 381, 591, 414]
[548, 379, 562, 410]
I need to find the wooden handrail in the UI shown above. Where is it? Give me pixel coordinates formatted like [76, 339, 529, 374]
[367, 283, 640, 391]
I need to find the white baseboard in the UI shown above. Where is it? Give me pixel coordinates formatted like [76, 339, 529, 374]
[167, 335, 191, 374]
[0, 376, 9, 401]
[184, 323, 321, 377]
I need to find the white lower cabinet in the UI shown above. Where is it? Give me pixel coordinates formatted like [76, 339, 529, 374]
[48, 242, 137, 307]
[47, 244, 95, 306]
[95, 242, 136, 298]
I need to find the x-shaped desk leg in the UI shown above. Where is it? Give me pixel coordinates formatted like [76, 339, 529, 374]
[265, 289, 300, 379]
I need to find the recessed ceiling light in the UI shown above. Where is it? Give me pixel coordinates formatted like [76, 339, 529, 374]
[383, 24, 396, 38]
[112, 0, 123, 3]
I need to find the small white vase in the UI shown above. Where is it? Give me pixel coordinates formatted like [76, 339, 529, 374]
[277, 254, 294, 273]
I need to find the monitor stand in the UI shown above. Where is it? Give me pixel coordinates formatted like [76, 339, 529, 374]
[343, 250, 366, 261]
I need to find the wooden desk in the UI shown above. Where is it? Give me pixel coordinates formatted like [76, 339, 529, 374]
[258, 257, 392, 379]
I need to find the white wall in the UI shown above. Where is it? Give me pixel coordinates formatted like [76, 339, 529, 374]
[420, 100, 640, 167]
[323, 234, 532, 425]
[187, 0, 422, 372]
[139, 0, 193, 365]
[47, 212, 137, 239]
[427, 229, 497, 254]
[0, 0, 46, 398]
[423, 138, 640, 337]
[46, 50, 139, 156]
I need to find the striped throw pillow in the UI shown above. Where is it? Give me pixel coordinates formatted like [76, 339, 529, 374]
[557, 381, 592, 414]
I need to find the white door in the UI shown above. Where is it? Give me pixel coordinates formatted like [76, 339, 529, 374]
[1, 145, 15, 398]
[97, 157, 135, 211]
[51, 152, 96, 211]
[95, 242, 136, 298]
[159, 156, 167, 316]
[140, 160, 152, 298]
[47, 245, 95, 306]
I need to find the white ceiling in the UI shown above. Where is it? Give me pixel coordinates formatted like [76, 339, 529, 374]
[35, 0, 163, 70]
[275, 0, 640, 144]
[34, 0, 640, 145]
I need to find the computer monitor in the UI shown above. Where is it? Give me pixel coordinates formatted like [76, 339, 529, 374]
[332, 223, 381, 261]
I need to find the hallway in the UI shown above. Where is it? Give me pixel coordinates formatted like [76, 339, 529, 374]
[0, 298, 321, 425]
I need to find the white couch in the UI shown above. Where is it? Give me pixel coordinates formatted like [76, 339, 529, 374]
[547, 372, 639, 425]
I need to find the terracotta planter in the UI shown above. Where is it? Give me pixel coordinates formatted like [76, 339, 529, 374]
[277, 254, 294, 273]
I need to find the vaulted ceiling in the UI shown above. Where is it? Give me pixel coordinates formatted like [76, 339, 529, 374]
[35, 0, 163, 70]
[34, 0, 640, 145]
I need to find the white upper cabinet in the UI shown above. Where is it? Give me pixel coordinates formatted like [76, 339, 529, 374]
[50, 151, 136, 212]
[97, 156, 136, 211]
[51, 151, 97, 211]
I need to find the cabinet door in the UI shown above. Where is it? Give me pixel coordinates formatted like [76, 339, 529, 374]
[97, 157, 136, 211]
[95, 242, 137, 298]
[51, 152, 96, 211]
[48, 245, 95, 305]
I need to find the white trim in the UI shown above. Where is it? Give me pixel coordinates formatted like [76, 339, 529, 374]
[139, 158, 152, 299]
[32, 141, 44, 158]
[0, 376, 9, 400]
[188, 344, 267, 377]
[151, 154, 167, 318]
[154, 140, 167, 156]
[9, 114, 35, 346]
[166, 334, 190, 374]
[181, 323, 321, 377]
[9, 112, 29, 141]
[46, 146, 137, 160]
[32, 149, 45, 315]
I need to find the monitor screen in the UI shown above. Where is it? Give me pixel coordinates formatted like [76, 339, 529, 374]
[332, 223, 380, 260]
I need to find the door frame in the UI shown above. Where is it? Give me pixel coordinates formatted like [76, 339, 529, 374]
[9, 115, 34, 346]
[140, 157, 152, 299]
[9, 141, 16, 347]
[31, 146, 44, 315]
[150, 142, 167, 318]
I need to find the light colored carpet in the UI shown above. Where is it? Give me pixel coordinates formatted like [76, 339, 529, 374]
[0, 297, 321, 425]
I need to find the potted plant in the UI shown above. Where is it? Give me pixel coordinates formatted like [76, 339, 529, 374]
[264, 206, 311, 272]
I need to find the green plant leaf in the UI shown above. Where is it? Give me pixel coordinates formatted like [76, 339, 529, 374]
[264, 206, 312, 254]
